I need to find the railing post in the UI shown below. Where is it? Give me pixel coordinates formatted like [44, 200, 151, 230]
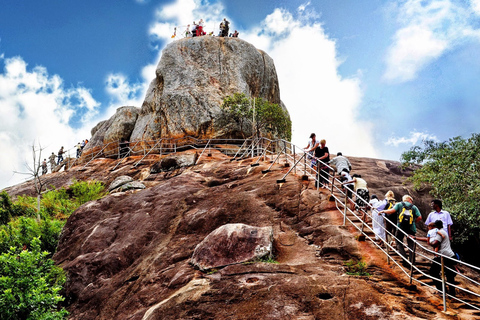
[293, 145, 296, 175]
[441, 256, 447, 311]
[409, 241, 416, 284]
[343, 194, 348, 226]
[304, 151, 307, 176]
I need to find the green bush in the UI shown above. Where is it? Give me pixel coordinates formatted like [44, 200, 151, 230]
[344, 259, 370, 276]
[0, 217, 65, 256]
[0, 237, 68, 320]
[70, 180, 106, 205]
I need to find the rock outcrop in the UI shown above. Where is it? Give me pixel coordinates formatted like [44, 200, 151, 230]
[84, 37, 287, 153]
[191, 223, 273, 271]
[34, 152, 450, 320]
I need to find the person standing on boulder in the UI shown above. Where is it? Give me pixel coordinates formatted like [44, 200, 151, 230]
[222, 18, 230, 37]
[379, 195, 422, 267]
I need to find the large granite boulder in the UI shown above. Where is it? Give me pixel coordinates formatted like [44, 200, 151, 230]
[85, 37, 289, 152]
[88, 106, 139, 150]
[191, 223, 273, 271]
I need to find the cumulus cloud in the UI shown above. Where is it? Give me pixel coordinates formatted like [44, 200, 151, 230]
[104, 73, 147, 118]
[147, 1, 377, 157]
[384, 0, 480, 82]
[242, 7, 376, 157]
[0, 56, 99, 189]
[386, 131, 438, 147]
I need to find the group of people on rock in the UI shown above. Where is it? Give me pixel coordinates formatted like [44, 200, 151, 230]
[40, 139, 89, 175]
[304, 132, 457, 296]
[181, 18, 239, 38]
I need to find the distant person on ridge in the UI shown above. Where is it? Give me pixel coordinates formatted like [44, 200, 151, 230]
[328, 152, 351, 175]
[191, 22, 197, 37]
[222, 18, 230, 37]
[41, 159, 48, 175]
[49, 152, 56, 171]
[185, 24, 192, 37]
[57, 146, 64, 165]
[76, 142, 82, 158]
[232, 30, 239, 37]
[196, 19, 205, 36]
[379, 195, 422, 267]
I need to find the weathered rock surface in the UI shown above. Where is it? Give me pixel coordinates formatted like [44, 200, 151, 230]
[150, 153, 198, 173]
[108, 175, 134, 191]
[7, 152, 445, 320]
[84, 37, 288, 153]
[191, 223, 273, 271]
[88, 106, 139, 148]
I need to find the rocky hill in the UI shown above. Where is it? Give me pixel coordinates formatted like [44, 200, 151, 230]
[7, 151, 464, 319]
[85, 36, 287, 154]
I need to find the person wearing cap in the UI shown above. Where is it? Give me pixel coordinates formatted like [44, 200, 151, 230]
[377, 191, 397, 245]
[379, 195, 422, 267]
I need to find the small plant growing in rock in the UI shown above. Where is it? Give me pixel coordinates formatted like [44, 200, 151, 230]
[259, 255, 279, 264]
[207, 268, 218, 275]
[344, 259, 370, 276]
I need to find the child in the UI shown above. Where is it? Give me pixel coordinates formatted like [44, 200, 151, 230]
[426, 222, 445, 253]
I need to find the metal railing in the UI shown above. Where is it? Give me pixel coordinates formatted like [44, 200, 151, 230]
[270, 139, 480, 313]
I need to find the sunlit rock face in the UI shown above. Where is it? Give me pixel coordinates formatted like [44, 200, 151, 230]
[85, 36, 287, 153]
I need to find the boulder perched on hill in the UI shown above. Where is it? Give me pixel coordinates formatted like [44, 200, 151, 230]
[84, 37, 288, 153]
[191, 223, 273, 271]
[88, 106, 139, 148]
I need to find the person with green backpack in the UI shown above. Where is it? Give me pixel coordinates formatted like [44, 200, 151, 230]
[378, 195, 422, 267]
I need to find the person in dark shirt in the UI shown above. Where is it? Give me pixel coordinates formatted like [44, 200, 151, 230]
[314, 139, 330, 188]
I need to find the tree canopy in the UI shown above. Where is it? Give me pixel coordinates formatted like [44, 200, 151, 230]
[401, 133, 480, 245]
[221, 93, 291, 140]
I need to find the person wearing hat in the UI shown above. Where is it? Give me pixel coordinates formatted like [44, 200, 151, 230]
[378, 191, 397, 245]
[379, 195, 422, 267]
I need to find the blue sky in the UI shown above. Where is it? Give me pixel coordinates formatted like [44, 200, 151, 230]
[1, 0, 480, 189]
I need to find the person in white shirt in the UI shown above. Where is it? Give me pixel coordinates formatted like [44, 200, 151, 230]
[425, 199, 453, 240]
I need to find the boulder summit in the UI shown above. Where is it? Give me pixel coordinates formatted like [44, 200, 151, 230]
[86, 36, 288, 152]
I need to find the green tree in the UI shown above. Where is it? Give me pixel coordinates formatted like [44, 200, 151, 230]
[401, 134, 480, 245]
[221, 93, 291, 140]
[0, 237, 68, 320]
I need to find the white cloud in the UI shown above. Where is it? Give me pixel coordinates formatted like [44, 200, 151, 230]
[384, 0, 480, 82]
[242, 7, 377, 157]
[0, 56, 100, 189]
[104, 73, 147, 118]
[471, 0, 480, 15]
[386, 131, 438, 147]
